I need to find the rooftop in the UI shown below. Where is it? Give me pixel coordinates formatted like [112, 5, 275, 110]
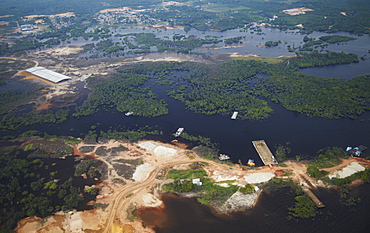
[25, 67, 71, 83]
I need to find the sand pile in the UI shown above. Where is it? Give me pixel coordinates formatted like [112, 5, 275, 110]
[153, 146, 176, 157]
[138, 141, 177, 157]
[244, 172, 275, 184]
[329, 162, 365, 179]
[138, 141, 157, 151]
[141, 193, 163, 207]
[132, 163, 155, 182]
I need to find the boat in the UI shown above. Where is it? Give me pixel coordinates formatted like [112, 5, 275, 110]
[247, 159, 255, 166]
[346, 145, 367, 157]
[174, 127, 184, 137]
[125, 112, 133, 116]
[231, 111, 238, 120]
[219, 154, 230, 160]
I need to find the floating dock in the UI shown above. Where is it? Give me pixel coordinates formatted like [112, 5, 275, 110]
[252, 140, 278, 166]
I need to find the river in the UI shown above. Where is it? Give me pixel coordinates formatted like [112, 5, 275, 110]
[3, 26, 370, 231]
[4, 26, 370, 164]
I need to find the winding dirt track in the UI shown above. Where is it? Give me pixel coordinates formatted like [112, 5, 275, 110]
[0, 57, 39, 67]
[102, 156, 235, 232]
[102, 152, 368, 232]
[103, 159, 199, 232]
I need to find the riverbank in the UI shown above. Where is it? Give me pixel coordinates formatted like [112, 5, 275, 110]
[14, 138, 370, 232]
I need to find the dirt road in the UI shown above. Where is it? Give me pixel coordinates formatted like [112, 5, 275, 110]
[103, 158, 202, 233]
[0, 57, 39, 67]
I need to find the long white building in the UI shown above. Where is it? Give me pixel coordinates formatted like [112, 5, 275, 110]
[25, 67, 71, 83]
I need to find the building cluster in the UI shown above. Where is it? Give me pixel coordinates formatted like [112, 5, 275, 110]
[20, 24, 37, 31]
[95, 7, 156, 25]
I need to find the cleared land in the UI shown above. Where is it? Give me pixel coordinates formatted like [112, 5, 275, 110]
[15, 139, 370, 232]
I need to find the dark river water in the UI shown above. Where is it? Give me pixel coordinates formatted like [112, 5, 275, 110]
[3, 26, 370, 231]
[138, 184, 370, 233]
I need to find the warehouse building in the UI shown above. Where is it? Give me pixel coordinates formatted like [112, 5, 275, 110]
[25, 67, 71, 84]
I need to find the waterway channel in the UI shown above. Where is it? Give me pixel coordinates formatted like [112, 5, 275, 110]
[4, 26, 370, 165]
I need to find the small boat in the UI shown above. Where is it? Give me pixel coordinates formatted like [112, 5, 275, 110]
[247, 159, 255, 166]
[125, 112, 133, 116]
[346, 145, 367, 157]
[174, 127, 184, 137]
[219, 154, 230, 160]
[231, 111, 238, 120]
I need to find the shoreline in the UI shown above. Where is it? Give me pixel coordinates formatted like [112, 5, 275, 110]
[13, 138, 370, 232]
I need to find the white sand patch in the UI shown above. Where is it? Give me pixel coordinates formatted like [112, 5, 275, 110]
[132, 163, 155, 182]
[65, 212, 83, 233]
[244, 172, 275, 184]
[138, 141, 157, 151]
[329, 162, 365, 179]
[217, 183, 230, 187]
[153, 146, 177, 157]
[142, 193, 163, 207]
[211, 171, 238, 182]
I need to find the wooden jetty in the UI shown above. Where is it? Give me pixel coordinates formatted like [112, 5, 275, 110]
[301, 186, 325, 208]
[252, 140, 278, 166]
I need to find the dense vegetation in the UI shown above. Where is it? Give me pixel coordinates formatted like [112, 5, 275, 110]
[73, 72, 168, 118]
[0, 89, 40, 115]
[99, 129, 161, 143]
[264, 178, 318, 219]
[295, 35, 357, 52]
[1, 0, 369, 36]
[0, 109, 69, 131]
[0, 137, 99, 231]
[147, 5, 263, 31]
[270, 0, 370, 35]
[163, 167, 251, 206]
[288, 193, 317, 219]
[255, 72, 370, 119]
[164, 61, 274, 120]
[118, 51, 366, 120]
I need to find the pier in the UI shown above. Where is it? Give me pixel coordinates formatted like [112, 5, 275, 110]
[301, 186, 325, 208]
[252, 140, 278, 166]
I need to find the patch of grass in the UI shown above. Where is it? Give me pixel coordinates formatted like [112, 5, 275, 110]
[23, 143, 33, 151]
[239, 184, 255, 193]
[167, 168, 207, 180]
[283, 171, 293, 176]
[218, 180, 235, 184]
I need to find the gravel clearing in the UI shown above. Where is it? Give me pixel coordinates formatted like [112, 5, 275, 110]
[329, 162, 365, 179]
[244, 172, 275, 184]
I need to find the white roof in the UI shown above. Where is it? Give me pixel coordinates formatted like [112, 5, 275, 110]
[26, 66, 71, 83]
